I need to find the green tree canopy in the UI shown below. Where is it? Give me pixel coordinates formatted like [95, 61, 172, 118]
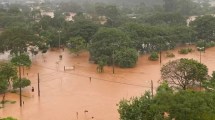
[0, 27, 42, 54]
[115, 48, 138, 68]
[203, 71, 215, 92]
[67, 36, 86, 56]
[161, 58, 208, 90]
[0, 62, 17, 103]
[118, 82, 215, 120]
[11, 54, 32, 67]
[12, 78, 31, 90]
[120, 23, 177, 53]
[0, 76, 9, 103]
[0, 62, 17, 85]
[89, 27, 132, 65]
[0, 8, 26, 28]
[190, 15, 215, 41]
[69, 18, 99, 43]
[144, 12, 186, 25]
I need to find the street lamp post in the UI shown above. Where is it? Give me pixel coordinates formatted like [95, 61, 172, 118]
[197, 47, 204, 63]
[159, 39, 162, 64]
[57, 31, 62, 60]
[197, 46, 204, 90]
[19, 65, 22, 107]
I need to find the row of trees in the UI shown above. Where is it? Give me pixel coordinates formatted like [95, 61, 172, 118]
[1, 1, 215, 69]
[118, 58, 215, 119]
[0, 54, 31, 106]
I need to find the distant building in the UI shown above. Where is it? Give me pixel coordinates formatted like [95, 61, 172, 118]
[187, 14, 215, 26]
[186, 16, 198, 26]
[0, 1, 9, 10]
[64, 12, 76, 21]
[41, 10, 54, 18]
[25, 1, 36, 4]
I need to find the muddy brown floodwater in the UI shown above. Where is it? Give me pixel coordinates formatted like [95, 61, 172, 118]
[0, 46, 215, 120]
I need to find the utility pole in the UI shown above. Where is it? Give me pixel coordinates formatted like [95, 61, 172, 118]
[160, 38, 162, 64]
[22, 66, 24, 76]
[38, 73, 40, 97]
[151, 80, 154, 97]
[160, 51, 162, 64]
[112, 50, 115, 74]
[200, 50, 202, 63]
[19, 66, 22, 107]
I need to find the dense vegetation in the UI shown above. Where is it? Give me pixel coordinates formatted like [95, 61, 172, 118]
[1, 0, 215, 68]
[118, 82, 215, 120]
[1, 0, 215, 119]
[119, 58, 215, 119]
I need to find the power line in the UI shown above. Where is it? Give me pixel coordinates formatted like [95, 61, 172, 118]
[31, 63, 153, 89]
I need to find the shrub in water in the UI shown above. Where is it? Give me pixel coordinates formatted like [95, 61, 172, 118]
[178, 48, 189, 54]
[178, 48, 192, 54]
[166, 52, 175, 58]
[149, 52, 159, 61]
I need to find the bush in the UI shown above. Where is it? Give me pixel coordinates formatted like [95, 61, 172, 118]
[187, 48, 192, 52]
[166, 52, 175, 58]
[178, 48, 192, 54]
[206, 41, 215, 48]
[149, 52, 159, 61]
[196, 40, 215, 49]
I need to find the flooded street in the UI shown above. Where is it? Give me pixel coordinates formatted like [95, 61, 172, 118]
[1, 46, 215, 120]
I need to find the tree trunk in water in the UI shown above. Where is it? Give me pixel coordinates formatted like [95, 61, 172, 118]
[2, 92, 6, 107]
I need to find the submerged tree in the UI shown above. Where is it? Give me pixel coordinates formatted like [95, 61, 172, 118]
[0, 62, 17, 104]
[0, 76, 9, 105]
[89, 27, 133, 66]
[115, 48, 138, 68]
